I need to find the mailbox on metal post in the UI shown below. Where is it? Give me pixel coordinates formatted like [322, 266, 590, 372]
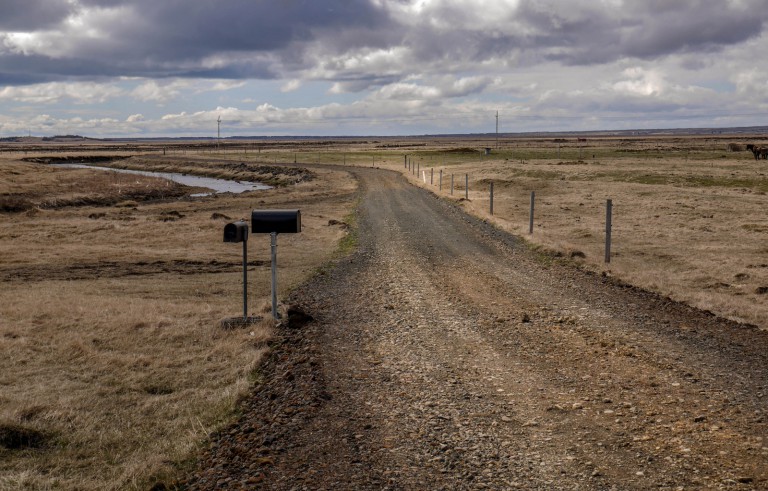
[224, 221, 249, 243]
[223, 221, 250, 324]
[251, 209, 301, 234]
[251, 209, 301, 320]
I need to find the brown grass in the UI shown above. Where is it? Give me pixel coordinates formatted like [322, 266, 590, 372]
[0, 161, 192, 211]
[0, 151, 357, 489]
[381, 136, 768, 329]
[2, 135, 767, 488]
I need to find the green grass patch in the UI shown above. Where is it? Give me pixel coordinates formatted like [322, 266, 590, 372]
[336, 209, 359, 256]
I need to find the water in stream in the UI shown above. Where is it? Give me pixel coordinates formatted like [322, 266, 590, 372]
[54, 163, 271, 196]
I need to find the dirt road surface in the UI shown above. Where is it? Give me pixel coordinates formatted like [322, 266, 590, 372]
[182, 168, 768, 490]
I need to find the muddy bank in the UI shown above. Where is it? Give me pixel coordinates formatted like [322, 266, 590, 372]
[22, 155, 130, 165]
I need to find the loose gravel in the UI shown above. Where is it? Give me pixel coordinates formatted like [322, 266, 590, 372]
[181, 168, 768, 490]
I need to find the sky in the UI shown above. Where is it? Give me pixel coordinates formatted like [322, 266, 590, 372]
[1, 0, 768, 138]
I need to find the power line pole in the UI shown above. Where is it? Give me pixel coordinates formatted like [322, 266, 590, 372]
[495, 110, 499, 149]
[217, 115, 221, 150]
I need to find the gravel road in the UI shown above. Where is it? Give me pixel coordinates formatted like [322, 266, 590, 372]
[182, 167, 768, 490]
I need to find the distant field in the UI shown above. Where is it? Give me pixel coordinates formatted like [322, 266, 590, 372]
[0, 134, 766, 488]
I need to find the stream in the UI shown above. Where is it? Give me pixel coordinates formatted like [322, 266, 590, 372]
[54, 163, 271, 196]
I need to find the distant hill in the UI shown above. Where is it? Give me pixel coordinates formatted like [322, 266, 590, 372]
[0, 135, 95, 143]
[2, 125, 767, 142]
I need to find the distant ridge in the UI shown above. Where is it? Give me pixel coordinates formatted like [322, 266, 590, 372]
[2, 125, 768, 142]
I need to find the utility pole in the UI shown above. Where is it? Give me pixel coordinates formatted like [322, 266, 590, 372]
[217, 115, 221, 150]
[495, 110, 499, 149]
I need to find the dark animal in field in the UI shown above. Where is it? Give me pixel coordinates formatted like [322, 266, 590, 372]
[746, 144, 766, 160]
[727, 143, 745, 152]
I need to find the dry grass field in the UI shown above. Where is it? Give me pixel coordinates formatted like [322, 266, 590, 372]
[378, 136, 768, 329]
[0, 150, 356, 489]
[0, 134, 766, 488]
[224, 134, 766, 329]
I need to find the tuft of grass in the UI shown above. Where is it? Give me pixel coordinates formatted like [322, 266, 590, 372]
[331, 188, 361, 258]
[336, 210, 359, 256]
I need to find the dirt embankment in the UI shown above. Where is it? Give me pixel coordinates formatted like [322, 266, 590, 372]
[181, 167, 768, 489]
[109, 155, 317, 187]
[1, 156, 317, 213]
[21, 156, 130, 165]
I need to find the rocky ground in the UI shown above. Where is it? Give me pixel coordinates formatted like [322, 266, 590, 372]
[180, 167, 767, 490]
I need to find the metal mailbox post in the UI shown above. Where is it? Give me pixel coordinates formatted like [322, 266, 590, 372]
[251, 210, 301, 319]
[223, 221, 249, 320]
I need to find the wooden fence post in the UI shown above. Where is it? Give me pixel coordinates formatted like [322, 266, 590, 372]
[451, 174, 454, 195]
[490, 181, 494, 215]
[439, 169, 443, 191]
[605, 199, 613, 263]
[529, 191, 535, 234]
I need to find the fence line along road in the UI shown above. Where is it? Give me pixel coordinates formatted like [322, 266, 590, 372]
[406, 165, 617, 266]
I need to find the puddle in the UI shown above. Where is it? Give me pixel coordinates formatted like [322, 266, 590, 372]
[54, 163, 271, 196]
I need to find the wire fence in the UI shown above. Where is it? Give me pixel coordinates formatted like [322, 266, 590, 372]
[407, 163, 617, 263]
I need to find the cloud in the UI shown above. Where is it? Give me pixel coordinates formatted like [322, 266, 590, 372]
[2, 0, 767, 88]
[0, 0, 73, 30]
[130, 79, 190, 102]
[2, 1, 768, 136]
[209, 80, 246, 92]
[281, 80, 302, 93]
[0, 81, 123, 103]
[612, 67, 668, 97]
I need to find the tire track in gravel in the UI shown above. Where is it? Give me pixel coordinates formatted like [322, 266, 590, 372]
[184, 167, 768, 490]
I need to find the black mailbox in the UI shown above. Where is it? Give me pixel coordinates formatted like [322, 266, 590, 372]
[223, 221, 249, 243]
[251, 209, 301, 234]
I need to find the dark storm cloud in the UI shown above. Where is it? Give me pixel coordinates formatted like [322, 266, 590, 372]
[1, 0, 768, 87]
[514, 0, 767, 65]
[72, 0, 393, 67]
[0, 0, 395, 83]
[392, 0, 767, 70]
[0, 0, 72, 30]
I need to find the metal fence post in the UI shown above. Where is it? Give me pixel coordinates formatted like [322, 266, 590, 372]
[465, 174, 469, 200]
[451, 174, 454, 195]
[439, 169, 443, 191]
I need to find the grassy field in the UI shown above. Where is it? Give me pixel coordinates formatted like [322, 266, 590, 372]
[198, 134, 767, 328]
[0, 151, 356, 489]
[380, 136, 768, 329]
[0, 134, 766, 488]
